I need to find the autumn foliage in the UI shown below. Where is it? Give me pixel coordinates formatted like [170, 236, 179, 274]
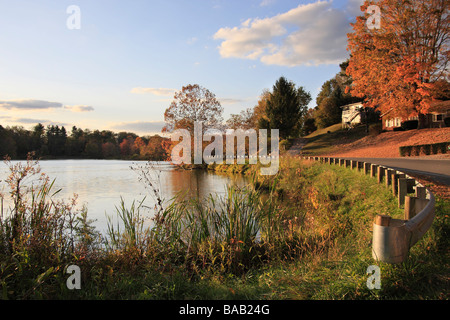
[346, 0, 450, 125]
[163, 84, 223, 134]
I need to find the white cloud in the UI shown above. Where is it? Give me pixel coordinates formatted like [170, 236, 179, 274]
[0, 99, 63, 110]
[0, 115, 69, 126]
[64, 105, 94, 112]
[110, 121, 166, 134]
[0, 99, 94, 113]
[219, 98, 245, 105]
[130, 87, 177, 96]
[213, 0, 353, 66]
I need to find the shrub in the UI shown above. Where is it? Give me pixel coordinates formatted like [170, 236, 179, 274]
[399, 146, 412, 157]
[421, 144, 431, 155]
[436, 142, 449, 154]
[401, 120, 418, 130]
[411, 145, 421, 156]
[400, 142, 449, 156]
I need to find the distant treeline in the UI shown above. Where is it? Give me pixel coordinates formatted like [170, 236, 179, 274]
[0, 123, 170, 160]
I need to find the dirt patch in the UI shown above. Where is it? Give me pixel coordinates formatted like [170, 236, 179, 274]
[325, 128, 450, 158]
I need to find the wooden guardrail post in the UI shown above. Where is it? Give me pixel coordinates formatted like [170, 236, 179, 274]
[375, 215, 391, 226]
[345, 159, 351, 168]
[385, 169, 394, 187]
[398, 178, 415, 207]
[371, 164, 378, 178]
[392, 172, 406, 196]
[363, 162, 369, 174]
[377, 167, 385, 183]
[415, 186, 427, 199]
[359, 161, 364, 171]
[404, 196, 429, 220]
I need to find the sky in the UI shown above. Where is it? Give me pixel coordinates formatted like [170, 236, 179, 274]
[0, 0, 365, 136]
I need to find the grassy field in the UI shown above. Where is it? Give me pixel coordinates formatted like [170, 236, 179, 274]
[0, 155, 448, 300]
[300, 123, 378, 156]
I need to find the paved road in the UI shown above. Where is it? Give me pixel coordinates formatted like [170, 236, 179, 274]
[343, 157, 450, 186]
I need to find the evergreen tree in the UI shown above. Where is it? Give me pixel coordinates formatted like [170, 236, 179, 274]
[265, 76, 311, 139]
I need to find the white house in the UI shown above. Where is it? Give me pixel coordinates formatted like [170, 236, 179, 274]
[341, 102, 364, 128]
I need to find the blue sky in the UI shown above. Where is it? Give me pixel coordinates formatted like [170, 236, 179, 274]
[0, 0, 364, 135]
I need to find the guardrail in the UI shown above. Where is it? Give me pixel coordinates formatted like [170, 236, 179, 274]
[300, 156, 436, 264]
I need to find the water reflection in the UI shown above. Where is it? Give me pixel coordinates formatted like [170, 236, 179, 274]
[0, 160, 248, 233]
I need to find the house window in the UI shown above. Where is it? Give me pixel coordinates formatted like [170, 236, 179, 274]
[385, 119, 397, 127]
[433, 114, 444, 122]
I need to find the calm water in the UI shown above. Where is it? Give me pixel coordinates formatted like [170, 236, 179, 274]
[0, 160, 248, 233]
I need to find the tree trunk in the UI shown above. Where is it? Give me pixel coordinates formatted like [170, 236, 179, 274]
[417, 112, 426, 129]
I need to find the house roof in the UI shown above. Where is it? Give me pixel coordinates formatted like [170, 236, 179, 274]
[339, 102, 364, 109]
[428, 100, 450, 114]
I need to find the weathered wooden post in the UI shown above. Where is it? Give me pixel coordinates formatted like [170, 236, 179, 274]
[377, 167, 385, 183]
[375, 215, 391, 226]
[371, 164, 378, 178]
[398, 178, 407, 207]
[415, 186, 427, 199]
[363, 162, 370, 174]
[398, 178, 414, 207]
[385, 169, 394, 187]
[404, 196, 430, 220]
[358, 161, 365, 172]
[392, 172, 406, 196]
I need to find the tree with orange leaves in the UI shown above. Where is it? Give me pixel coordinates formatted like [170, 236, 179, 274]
[162, 84, 223, 164]
[346, 0, 449, 128]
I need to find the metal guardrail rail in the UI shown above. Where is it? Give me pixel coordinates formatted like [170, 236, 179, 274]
[301, 156, 436, 264]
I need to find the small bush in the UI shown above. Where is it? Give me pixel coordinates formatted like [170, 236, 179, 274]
[400, 142, 449, 156]
[399, 146, 412, 157]
[411, 145, 421, 156]
[401, 120, 418, 130]
[421, 144, 431, 155]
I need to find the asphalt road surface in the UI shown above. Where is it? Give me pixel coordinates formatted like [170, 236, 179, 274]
[343, 157, 450, 186]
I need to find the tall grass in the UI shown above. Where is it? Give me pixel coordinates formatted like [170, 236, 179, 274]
[0, 154, 447, 299]
[0, 154, 97, 299]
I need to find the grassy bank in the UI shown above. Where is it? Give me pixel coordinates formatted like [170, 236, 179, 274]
[0, 155, 448, 300]
[300, 123, 381, 156]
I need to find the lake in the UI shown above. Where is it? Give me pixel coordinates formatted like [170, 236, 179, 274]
[0, 159, 248, 233]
